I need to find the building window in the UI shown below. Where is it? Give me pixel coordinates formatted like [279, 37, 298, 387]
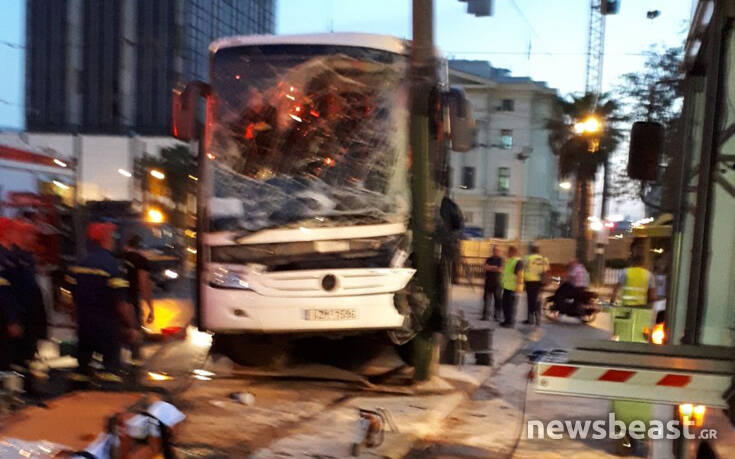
[498, 167, 510, 193]
[501, 99, 514, 111]
[461, 167, 475, 189]
[494, 213, 508, 238]
[500, 129, 513, 150]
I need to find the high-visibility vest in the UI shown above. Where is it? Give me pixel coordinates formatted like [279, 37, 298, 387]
[502, 257, 522, 291]
[524, 254, 548, 282]
[622, 266, 651, 306]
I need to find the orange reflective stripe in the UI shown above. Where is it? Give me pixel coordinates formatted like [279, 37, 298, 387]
[107, 277, 129, 289]
[70, 266, 111, 277]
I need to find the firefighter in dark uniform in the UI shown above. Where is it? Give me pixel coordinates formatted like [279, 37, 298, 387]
[10, 219, 47, 368]
[68, 222, 135, 379]
[0, 218, 23, 370]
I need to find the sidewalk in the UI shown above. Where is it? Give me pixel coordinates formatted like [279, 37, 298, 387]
[247, 285, 544, 458]
[450, 284, 543, 368]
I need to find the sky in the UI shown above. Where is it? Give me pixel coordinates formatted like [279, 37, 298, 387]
[277, 0, 692, 96]
[0, 0, 693, 216]
[0, 0, 692, 128]
[0, 0, 24, 129]
[277, 0, 692, 219]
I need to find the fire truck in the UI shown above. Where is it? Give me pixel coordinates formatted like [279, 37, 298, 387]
[533, 1, 735, 457]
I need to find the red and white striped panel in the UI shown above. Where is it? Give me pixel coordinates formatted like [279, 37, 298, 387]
[534, 362, 731, 408]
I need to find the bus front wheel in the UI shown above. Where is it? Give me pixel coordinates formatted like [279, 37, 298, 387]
[212, 333, 291, 368]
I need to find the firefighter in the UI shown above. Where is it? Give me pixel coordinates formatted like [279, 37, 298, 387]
[0, 218, 23, 370]
[500, 246, 524, 328]
[68, 222, 136, 381]
[523, 245, 549, 326]
[122, 234, 154, 362]
[9, 219, 47, 368]
[611, 251, 656, 308]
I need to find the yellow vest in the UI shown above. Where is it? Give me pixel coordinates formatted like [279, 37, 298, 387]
[502, 257, 522, 291]
[524, 254, 548, 282]
[622, 267, 651, 306]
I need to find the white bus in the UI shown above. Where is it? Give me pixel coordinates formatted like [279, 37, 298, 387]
[172, 33, 472, 363]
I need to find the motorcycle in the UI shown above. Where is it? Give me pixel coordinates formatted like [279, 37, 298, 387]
[543, 282, 600, 324]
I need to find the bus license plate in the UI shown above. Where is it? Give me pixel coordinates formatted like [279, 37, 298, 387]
[304, 308, 358, 321]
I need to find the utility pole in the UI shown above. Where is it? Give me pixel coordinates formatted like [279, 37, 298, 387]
[72, 132, 85, 259]
[410, 0, 439, 382]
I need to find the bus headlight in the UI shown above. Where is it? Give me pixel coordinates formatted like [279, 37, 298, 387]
[209, 267, 253, 290]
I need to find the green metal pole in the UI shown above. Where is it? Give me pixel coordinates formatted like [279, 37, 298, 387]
[411, 0, 438, 381]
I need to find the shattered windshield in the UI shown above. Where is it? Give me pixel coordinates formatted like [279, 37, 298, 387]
[208, 44, 409, 234]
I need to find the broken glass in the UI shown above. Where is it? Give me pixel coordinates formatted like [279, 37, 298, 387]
[206, 44, 410, 235]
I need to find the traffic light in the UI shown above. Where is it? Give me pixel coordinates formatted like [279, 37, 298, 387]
[628, 121, 663, 181]
[600, 0, 621, 15]
[459, 0, 493, 17]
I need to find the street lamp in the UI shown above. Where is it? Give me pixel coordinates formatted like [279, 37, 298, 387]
[559, 181, 572, 190]
[146, 208, 165, 223]
[150, 169, 165, 180]
[573, 115, 602, 135]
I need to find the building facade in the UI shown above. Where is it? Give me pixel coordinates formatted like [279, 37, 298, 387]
[449, 60, 572, 242]
[25, 0, 275, 135]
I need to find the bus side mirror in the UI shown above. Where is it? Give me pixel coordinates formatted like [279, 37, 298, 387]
[171, 81, 211, 141]
[446, 88, 475, 153]
[628, 121, 664, 181]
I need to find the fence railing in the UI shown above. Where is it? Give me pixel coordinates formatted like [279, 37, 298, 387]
[454, 258, 624, 287]
[603, 268, 622, 286]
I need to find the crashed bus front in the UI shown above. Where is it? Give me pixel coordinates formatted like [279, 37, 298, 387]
[199, 34, 415, 334]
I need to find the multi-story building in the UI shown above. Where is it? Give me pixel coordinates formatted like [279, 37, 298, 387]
[448, 60, 572, 241]
[25, 0, 275, 135]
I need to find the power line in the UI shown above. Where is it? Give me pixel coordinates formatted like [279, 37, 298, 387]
[0, 41, 24, 50]
[448, 51, 648, 56]
[508, 0, 543, 41]
[506, 0, 559, 67]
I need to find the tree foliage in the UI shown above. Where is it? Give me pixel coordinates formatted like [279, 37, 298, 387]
[134, 144, 197, 228]
[547, 92, 626, 260]
[159, 144, 197, 205]
[611, 45, 685, 213]
[547, 92, 626, 180]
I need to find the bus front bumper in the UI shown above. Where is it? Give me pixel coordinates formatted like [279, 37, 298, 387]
[200, 267, 413, 333]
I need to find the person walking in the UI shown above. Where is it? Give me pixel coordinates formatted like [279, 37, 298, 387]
[523, 245, 549, 326]
[68, 223, 137, 381]
[482, 245, 503, 321]
[500, 246, 523, 328]
[122, 234, 154, 362]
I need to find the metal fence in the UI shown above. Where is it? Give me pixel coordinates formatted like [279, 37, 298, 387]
[603, 268, 622, 286]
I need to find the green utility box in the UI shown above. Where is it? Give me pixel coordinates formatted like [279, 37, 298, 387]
[611, 306, 653, 343]
[610, 305, 654, 428]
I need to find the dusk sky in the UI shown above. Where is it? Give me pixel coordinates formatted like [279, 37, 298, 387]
[0, 1, 691, 129]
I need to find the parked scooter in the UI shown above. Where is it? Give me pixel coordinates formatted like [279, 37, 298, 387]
[543, 282, 600, 324]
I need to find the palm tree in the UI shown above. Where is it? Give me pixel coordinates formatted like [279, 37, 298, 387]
[547, 93, 625, 262]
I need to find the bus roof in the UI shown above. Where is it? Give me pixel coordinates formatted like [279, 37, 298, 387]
[210, 33, 409, 56]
